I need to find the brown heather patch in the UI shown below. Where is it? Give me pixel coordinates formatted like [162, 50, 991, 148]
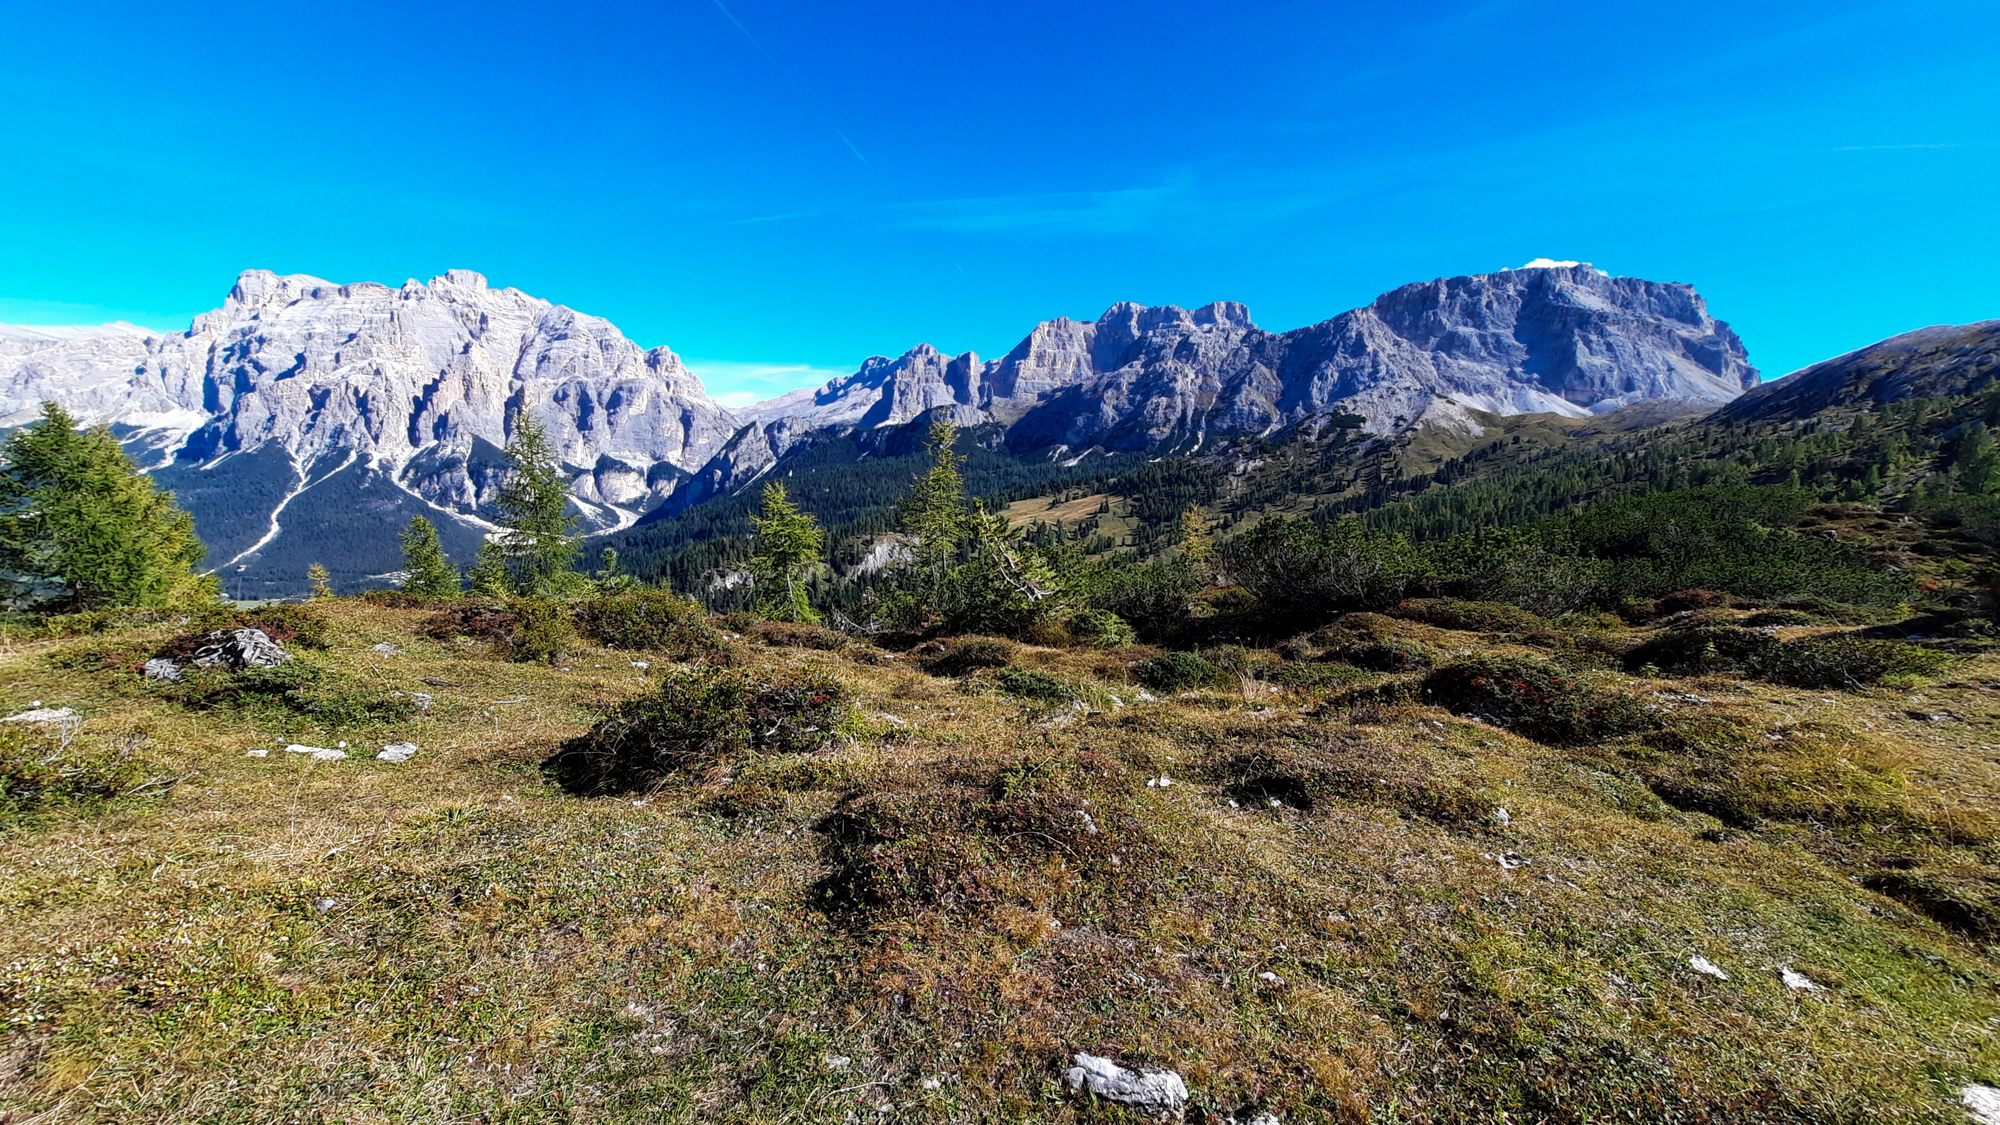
[0, 600, 1996, 1121]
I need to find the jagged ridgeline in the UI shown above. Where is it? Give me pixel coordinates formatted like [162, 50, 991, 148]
[3, 261, 1757, 597]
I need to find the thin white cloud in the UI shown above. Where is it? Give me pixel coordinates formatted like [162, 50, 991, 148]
[683, 358, 852, 406]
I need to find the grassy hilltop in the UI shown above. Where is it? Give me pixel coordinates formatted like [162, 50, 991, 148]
[3, 584, 1998, 1123]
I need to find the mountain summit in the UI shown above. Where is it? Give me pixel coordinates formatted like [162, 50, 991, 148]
[1, 263, 1757, 593]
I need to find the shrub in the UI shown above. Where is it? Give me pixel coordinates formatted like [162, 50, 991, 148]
[162, 658, 418, 729]
[919, 636, 1016, 676]
[1066, 608, 1136, 648]
[510, 599, 575, 665]
[1745, 635, 1955, 689]
[1655, 589, 1732, 616]
[1621, 626, 1779, 676]
[997, 667, 1080, 704]
[423, 597, 578, 663]
[544, 666, 854, 794]
[574, 590, 723, 659]
[1423, 657, 1655, 746]
[748, 620, 850, 652]
[1226, 517, 1422, 622]
[239, 602, 332, 647]
[1391, 598, 1553, 634]
[1133, 651, 1232, 692]
[1335, 640, 1433, 672]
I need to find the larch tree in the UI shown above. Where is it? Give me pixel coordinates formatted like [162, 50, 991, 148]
[750, 481, 824, 622]
[493, 409, 580, 594]
[399, 515, 462, 599]
[0, 401, 217, 611]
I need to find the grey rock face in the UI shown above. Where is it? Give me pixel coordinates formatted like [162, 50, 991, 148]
[189, 628, 288, 671]
[1714, 319, 2000, 425]
[3, 270, 744, 592]
[744, 264, 1755, 453]
[3, 269, 740, 531]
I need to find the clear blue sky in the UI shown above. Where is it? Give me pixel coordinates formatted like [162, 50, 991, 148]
[1, 1, 1994, 406]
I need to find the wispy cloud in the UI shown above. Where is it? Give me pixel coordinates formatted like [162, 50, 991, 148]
[683, 358, 853, 406]
[709, 0, 870, 167]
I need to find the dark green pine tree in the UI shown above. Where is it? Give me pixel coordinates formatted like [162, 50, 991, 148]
[399, 515, 463, 600]
[0, 401, 217, 611]
[493, 409, 581, 595]
[750, 481, 825, 622]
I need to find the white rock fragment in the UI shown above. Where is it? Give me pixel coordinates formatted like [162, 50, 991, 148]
[920, 1076, 944, 1090]
[1689, 955, 1729, 980]
[823, 1055, 851, 1072]
[378, 742, 418, 763]
[282, 744, 347, 761]
[370, 642, 402, 655]
[875, 712, 907, 727]
[1076, 810, 1099, 834]
[246, 748, 268, 757]
[1136, 691, 1158, 702]
[1481, 851, 1529, 870]
[142, 658, 183, 682]
[1257, 971, 1285, 985]
[629, 660, 650, 670]
[1493, 806, 1511, 827]
[1146, 776, 1174, 788]
[1778, 967, 1819, 992]
[3, 706, 79, 724]
[1063, 1052, 1190, 1118]
[1963, 1084, 2000, 1125]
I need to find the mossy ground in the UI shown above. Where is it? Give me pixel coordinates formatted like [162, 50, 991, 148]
[2, 601, 1998, 1122]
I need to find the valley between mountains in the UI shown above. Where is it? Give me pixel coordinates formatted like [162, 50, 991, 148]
[4, 261, 2000, 1123]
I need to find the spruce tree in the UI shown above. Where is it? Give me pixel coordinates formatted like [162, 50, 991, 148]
[898, 418, 968, 576]
[307, 562, 334, 599]
[465, 541, 513, 598]
[750, 481, 824, 622]
[0, 401, 217, 611]
[493, 409, 580, 594]
[399, 515, 462, 599]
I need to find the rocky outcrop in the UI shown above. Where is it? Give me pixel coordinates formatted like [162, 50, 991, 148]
[1713, 319, 2000, 425]
[6, 260, 1757, 593]
[3, 270, 742, 590]
[743, 263, 1756, 453]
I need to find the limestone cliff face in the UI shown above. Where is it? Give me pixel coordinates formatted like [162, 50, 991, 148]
[745, 263, 1756, 454]
[3, 269, 740, 533]
[2, 260, 1758, 593]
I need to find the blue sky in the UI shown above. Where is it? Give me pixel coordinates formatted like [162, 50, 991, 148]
[1, 0, 1994, 406]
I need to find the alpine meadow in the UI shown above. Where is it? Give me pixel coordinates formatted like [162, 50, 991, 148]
[4, 1, 2000, 1122]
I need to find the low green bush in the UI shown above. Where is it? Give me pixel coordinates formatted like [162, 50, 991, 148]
[574, 590, 723, 659]
[1391, 599, 1554, 633]
[748, 620, 850, 651]
[544, 666, 855, 794]
[1066, 609, 1136, 648]
[1621, 626, 1780, 676]
[1744, 635, 1955, 689]
[920, 637, 1016, 676]
[1335, 640, 1433, 672]
[160, 658, 418, 729]
[997, 667, 1080, 704]
[1133, 651, 1233, 692]
[1423, 657, 1655, 746]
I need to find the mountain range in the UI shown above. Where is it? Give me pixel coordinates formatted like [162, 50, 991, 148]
[0, 260, 1789, 595]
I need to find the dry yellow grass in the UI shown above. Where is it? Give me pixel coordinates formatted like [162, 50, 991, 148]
[1, 601, 1997, 1122]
